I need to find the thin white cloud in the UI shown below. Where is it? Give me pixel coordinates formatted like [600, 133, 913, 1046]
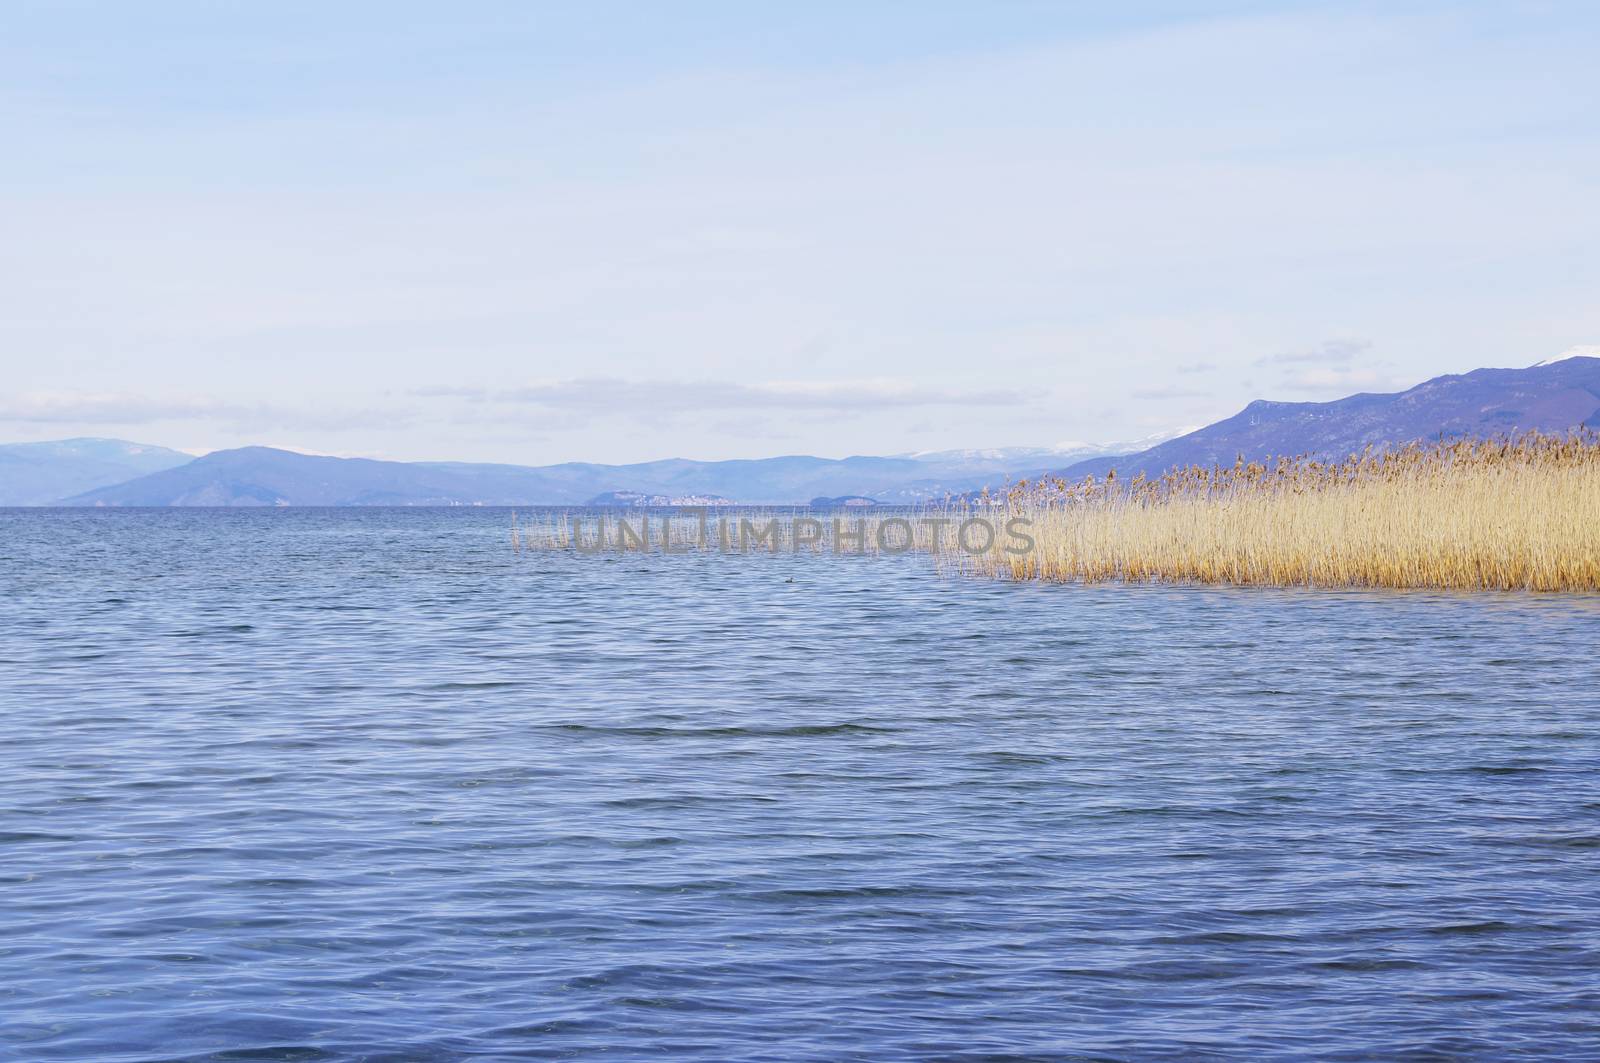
[418, 378, 1029, 414]
[0, 392, 410, 431]
[1130, 385, 1210, 400]
[0, 392, 240, 424]
[1280, 367, 1410, 394]
[1258, 338, 1374, 366]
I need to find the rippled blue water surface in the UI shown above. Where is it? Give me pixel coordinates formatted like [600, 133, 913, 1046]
[3, 508, 1599, 1061]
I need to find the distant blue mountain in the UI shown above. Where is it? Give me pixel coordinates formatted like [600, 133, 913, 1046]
[57, 447, 1086, 507]
[59, 447, 565, 507]
[57, 443, 1139, 507]
[1051, 356, 1600, 482]
[36, 356, 1600, 506]
[0, 437, 193, 505]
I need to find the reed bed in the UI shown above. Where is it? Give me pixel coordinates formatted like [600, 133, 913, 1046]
[950, 432, 1600, 591]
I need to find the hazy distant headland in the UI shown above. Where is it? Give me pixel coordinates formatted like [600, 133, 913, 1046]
[0, 438, 193, 505]
[2, 437, 1178, 509]
[4, 356, 1597, 509]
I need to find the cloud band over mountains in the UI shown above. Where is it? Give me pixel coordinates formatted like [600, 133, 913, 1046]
[0, 378, 1027, 432]
[413, 378, 1029, 413]
[0, 392, 406, 431]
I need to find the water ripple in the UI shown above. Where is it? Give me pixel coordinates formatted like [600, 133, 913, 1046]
[1, 508, 1598, 1060]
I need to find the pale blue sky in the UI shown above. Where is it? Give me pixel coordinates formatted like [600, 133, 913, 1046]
[3, 1, 1597, 462]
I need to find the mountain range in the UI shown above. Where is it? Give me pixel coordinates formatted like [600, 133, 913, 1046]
[1051, 355, 1600, 482]
[42, 443, 1156, 508]
[4, 356, 1596, 506]
[0, 438, 193, 505]
[16, 434, 1180, 508]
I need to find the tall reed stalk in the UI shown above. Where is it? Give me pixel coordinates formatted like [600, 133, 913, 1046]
[951, 432, 1600, 591]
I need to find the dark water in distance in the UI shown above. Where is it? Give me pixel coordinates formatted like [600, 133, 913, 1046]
[3, 508, 1599, 1062]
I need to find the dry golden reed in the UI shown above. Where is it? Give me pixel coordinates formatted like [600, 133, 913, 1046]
[949, 431, 1600, 591]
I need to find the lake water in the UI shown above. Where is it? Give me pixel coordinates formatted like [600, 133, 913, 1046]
[3, 508, 1598, 1061]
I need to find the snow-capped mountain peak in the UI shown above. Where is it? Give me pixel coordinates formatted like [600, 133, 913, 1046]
[903, 426, 1196, 464]
[1532, 345, 1600, 367]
